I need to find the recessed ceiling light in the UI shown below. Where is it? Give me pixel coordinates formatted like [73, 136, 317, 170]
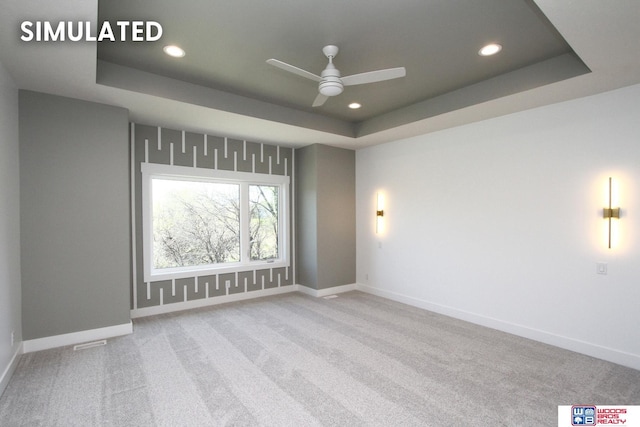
[478, 43, 502, 56]
[348, 102, 362, 109]
[163, 45, 185, 58]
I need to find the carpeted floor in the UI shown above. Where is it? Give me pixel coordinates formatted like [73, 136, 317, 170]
[1, 291, 638, 426]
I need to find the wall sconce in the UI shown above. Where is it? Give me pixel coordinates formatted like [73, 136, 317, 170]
[376, 193, 384, 234]
[603, 177, 620, 249]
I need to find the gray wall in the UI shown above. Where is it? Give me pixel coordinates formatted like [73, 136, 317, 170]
[0, 61, 21, 392]
[19, 91, 131, 340]
[295, 145, 319, 288]
[296, 144, 355, 290]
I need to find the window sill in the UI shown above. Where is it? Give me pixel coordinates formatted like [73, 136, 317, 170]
[145, 260, 290, 282]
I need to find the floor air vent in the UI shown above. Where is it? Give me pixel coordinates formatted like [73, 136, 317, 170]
[323, 295, 339, 299]
[73, 340, 107, 351]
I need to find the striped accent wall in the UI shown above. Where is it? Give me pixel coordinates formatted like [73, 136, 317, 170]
[131, 123, 294, 315]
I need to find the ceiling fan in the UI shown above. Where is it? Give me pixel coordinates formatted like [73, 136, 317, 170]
[266, 45, 406, 107]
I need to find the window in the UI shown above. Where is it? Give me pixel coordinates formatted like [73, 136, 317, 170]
[142, 163, 289, 281]
[249, 184, 279, 261]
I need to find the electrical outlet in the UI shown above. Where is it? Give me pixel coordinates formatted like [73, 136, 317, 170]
[225, 280, 231, 289]
[597, 262, 608, 275]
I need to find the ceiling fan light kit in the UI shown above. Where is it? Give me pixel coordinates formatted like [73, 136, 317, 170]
[319, 80, 343, 96]
[267, 45, 406, 107]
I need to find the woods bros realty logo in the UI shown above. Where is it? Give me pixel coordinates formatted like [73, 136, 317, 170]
[20, 20, 162, 42]
[558, 405, 640, 426]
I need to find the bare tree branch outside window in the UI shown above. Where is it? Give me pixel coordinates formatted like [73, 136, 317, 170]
[152, 179, 241, 269]
[151, 179, 281, 270]
[249, 185, 279, 260]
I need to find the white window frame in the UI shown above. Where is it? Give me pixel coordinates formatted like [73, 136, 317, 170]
[142, 163, 290, 282]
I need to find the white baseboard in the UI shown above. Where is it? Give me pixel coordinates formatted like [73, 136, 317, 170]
[297, 283, 357, 298]
[131, 285, 298, 318]
[22, 322, 133, 354]
[0, 344, 22, 398]
[356, 283, 640, 371]
[132, 283, 358, 318]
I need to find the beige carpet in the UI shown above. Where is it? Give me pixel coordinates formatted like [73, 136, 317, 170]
[1, 291, 639, 426]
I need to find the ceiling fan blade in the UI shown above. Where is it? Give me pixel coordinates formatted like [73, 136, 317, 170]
[266, 59, 322, 82]
[312, 93, 328, 107]
[342, 67, 406, 86]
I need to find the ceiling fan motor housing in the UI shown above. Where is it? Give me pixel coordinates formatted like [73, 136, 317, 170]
[319, 65, 343, 96]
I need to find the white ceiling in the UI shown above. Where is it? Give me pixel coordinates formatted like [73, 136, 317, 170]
[1, 0, 640, 149]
